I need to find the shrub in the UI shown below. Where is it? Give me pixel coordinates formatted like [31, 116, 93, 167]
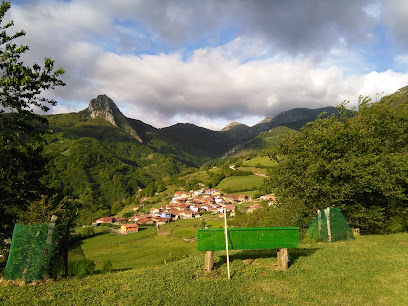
[83, 227, 95, 237]
[68, 259, 95, 277]
[101, 260, 113, 273]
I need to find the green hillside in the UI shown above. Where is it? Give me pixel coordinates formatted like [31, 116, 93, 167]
[43, 113, 206, 224]
[217, 175, 265, 193]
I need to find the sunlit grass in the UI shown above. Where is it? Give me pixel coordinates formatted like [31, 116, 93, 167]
[217, 175, 264, 192]
[2, 233, 407, 305]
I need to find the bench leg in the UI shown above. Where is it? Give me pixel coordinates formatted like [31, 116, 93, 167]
[277, 248, 289, 270]
[205, 251, 214, 272]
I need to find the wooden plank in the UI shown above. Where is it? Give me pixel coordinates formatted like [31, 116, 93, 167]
[197, 227, 299, 251]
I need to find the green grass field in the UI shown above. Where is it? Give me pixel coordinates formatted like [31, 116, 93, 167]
[243, 156, 277, 168]
[70, 218, 225, 271]
[2, 233, 407, 305]
[217, 175, 265, 192]
[237, 166, 267, 175]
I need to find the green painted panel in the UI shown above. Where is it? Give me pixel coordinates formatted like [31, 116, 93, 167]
[197, 227, 299, 251]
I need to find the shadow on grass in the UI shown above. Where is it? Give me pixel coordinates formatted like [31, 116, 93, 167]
[70, 230, 108, 244]
[289, 248, 319, 266]
[93, 267, 132, 274]
[216, 248, 319, 268]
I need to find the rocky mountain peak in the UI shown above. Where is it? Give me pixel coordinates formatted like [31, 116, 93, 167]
[88, 94, 124, 126]
[87, 94, 143, 143]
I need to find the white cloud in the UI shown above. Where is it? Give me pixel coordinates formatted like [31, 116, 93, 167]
[64, 37, 407, 129]
[6, 1, 408, 131]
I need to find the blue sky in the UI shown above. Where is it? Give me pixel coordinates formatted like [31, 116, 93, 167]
[8, 0, 408, 130]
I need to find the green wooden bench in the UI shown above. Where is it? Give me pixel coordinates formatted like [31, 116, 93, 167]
[197, 227, 299, 271]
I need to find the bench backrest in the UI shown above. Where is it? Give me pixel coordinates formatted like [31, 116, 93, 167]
[197, 227, 299, 251]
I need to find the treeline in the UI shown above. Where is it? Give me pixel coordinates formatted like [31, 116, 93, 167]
[42, 127, 193, 224]
[238, 95, 408, 234]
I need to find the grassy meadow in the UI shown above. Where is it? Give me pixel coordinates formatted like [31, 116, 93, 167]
[217, 175, 265, 193]
[243, 156, 277, 168]
[71, 218, 225, 271]
[1, 232, 407, 305]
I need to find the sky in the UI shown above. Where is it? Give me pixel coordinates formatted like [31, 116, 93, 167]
[6, 0, 408, 130]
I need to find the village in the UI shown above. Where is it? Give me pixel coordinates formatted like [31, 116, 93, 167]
[93, 189, 277, 234]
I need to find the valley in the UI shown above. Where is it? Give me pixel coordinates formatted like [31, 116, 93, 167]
[41, 94, 315, 225]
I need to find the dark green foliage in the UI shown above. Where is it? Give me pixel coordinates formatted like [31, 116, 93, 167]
[68, 259, 95, 277]
[83, 227, 95, 237]
[0, 1, 64, 240]
[43, 109, 218, 223]
[264, 96, 408, 233]
[101, 260, 113, 273]
[236, 126, 295, 154]
[160, 123, 233, 158]
[18, 195, 78, 225]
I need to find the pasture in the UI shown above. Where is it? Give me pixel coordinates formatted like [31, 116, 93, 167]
[243, 156, 277, 168]
[217, 175, 265, 192]
[1, 233, 407, 305]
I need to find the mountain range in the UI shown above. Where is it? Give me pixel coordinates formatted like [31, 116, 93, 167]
[56, 94, 339, 158]
[42, 94, 342, 223]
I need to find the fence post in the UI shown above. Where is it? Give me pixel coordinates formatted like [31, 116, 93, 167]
[44, 215, 58, 279]
[325, 207, 332, 243]
[277, 248, 289, 270]
[205, 251, 214, 272]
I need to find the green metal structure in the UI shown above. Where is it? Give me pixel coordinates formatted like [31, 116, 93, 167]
[4, 221, 69, 282]
[197, 227, 299, 251]
[308, 207, 354, 242]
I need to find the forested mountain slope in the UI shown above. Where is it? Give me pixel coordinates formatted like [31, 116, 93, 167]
[41, 94, 345, 223]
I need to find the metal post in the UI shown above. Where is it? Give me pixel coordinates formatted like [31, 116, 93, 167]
[325, 207, 332, 243]
[224, 208, 230, 280]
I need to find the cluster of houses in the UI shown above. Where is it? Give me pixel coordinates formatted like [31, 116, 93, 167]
[93, 189, 277, 234]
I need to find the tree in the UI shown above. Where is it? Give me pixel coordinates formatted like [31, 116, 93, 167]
[0, 1, 65, 237]
[264, 95, 408, 234]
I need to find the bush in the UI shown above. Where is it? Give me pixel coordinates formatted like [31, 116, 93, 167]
[68, 259, 95, 277]
[101, 260, 113, 273]
[83, 227, 95, 237]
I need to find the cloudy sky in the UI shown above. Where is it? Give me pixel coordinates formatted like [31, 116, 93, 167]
[7, 0, 408, 130]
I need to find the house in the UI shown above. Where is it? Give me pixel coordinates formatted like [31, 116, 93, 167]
[120, 224, 139, 234]
[204, 197, 215, 205]
[205, 189, 217, 195]
[170, 209, 181, 220]
[93, 217, 115, 225]
[225, 204, 236, 217]
[180, 210, 194, 219]
[175, 203, 190, 211]
[115, 217, 127, 224]
[152, 216, 171, 225]
[208, 205, 220, 214]
[129, 215, 143, 222]
[260, 194, 276, 202]
[193, 189, 204, 196]
[160, 212, 171, 218]
[150, 207, 160, 215]
[137, 217, 153, 225]
[246, 204, 261, 213]
[214, 196, 224, 204]
[190, 204, 200, 213]
[223, 195, 239, 203]
[238, 194, 248, 202]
